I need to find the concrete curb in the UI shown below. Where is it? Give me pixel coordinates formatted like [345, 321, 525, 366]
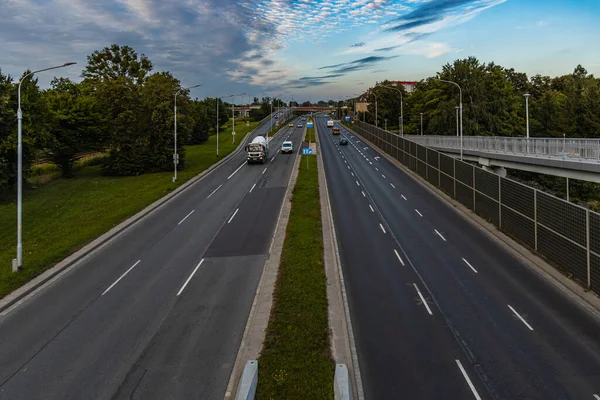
[0, 118, 271, 314]
[234, 360, 258, 400]
[223, 120, 304, 399]
[334, 364, 353, 400]
[317, 120, 364, 400]
[345, 124, 600, 322]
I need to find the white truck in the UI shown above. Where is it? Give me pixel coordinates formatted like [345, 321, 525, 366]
[327, 120, 334, 128]
[245, 135, 269, 164]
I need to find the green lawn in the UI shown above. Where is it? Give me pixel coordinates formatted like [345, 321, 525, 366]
[0, 119, 259, 299]
[256, 154, 334, 399]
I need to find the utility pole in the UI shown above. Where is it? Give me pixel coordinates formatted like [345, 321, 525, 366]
[420, 113, 423, 135]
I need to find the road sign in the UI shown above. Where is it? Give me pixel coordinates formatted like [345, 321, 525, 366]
[302, 148, 313, 155]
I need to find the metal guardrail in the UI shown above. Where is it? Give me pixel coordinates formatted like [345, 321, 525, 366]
[347, 121, 600, 295]
[406, 135, 600, 163]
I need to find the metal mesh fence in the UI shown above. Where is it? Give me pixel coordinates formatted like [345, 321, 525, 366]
[501, 179, 535, 219]
[591, 254, 600, 293]
[537, 225, 588, 284]
[456, 182, 474, 210]
[427, 165, 439, 187]
[350, 120, 600, 295]
[474, 168, 499, 201]
[537, 191, 587, 247]
[590, 212, 600, 255]
[474, 192, 500, 225]
[501, 206, 536, 250]
[440, 173, 455, 198]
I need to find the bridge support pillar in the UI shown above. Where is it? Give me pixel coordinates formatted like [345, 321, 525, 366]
[482, 165, 507, 178]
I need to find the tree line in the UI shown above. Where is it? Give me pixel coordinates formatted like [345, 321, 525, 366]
[0, 44, 287, 193]
[351, 57, 600, 138]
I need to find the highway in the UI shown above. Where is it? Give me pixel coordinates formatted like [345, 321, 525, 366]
[318, 115, 600, 400]
[0, 113, 303, 399]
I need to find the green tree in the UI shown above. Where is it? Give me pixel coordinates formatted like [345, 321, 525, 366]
[42, 78, 105, 177]
[139, 71, 193, 172]
[189, 100, 211, 144]
[82, 44, 153, 85]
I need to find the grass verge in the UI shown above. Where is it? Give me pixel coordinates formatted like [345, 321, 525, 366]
[307, 118, 316, 142]
[0, 119, 259, 299]
[256, 153, 333, 399]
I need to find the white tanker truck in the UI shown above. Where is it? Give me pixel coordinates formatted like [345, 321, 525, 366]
[245, 135, 269, 164]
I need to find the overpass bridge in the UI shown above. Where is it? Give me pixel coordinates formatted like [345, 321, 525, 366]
[405, 134, 600, 183]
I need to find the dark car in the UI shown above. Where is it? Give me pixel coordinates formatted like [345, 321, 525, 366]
[339, 138, 348, 145]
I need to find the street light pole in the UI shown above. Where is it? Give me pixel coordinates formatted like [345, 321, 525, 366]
[14, 61, 76, 271]
[370, 91, 378, 128]
[231, 92, 246, 145]
[377, 84, 403, 136]
[174, 84, 201, 182]
[436, 78, 463, 160]
[524, 93, 531, 139]
[420, 113, 423, 135]
[455, 106, 459, 136]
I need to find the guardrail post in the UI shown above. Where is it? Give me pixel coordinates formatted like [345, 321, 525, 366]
[498, 176, 502, 229]
[587, 210, 591, 289]
[438, 152, 441, 189]
[426, 147, 429, 180]
[472, 166, 476, 211]
[453, 158, 456, 199]
[534, 190, 538, 251]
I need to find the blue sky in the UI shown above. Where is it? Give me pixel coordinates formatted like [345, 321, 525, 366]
[1, 0, 598, 102]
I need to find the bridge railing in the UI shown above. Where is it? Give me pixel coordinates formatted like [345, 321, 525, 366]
[343, 119, 600, 296]
[406, 135, 600, 163]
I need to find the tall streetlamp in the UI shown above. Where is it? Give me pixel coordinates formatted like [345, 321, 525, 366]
[174, 84, 201, 182]
[377, 84, 403, 136]
[420, 113, 423, 135]
[217, 94, 234, 156]
[524, 93, 531, 139]
[14, 61, 76, 272]
[455, 106, 460, 137]
[370, 91, 378, 128]
[231, 92, 246, 144]
[436, 78, 463, 160]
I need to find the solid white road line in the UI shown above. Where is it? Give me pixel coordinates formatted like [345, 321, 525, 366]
[508, 304, 534, 331]
[390, 183, 396, 189]
[228, 208, 239, 224]
[435, 229, 447, 241]
[413, 283, 433, 315]
[455, 359, 483, 400]
[177, 259, 205, 296]
[462, 258, 478, 273]
[401, 194, 407, 200]
[356, 181, 360, 186]
[102, 260, 141, 296]
[262, 167, 267, 174]
[271, 157, 275, 162]
[394, 249, 405, 266]
[369, 205, 374, 212]
[379, 223, 386, 233]
[415, 209, 423, 217]
[227, 162, 245, 179]
[178, 210, 195, 225]
[207, 184, 222, 199]
[249, 183, 257, 193]
[362, 191, 366, 197]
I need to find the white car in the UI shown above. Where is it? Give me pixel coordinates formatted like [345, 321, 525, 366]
[281, 141, 293, 154]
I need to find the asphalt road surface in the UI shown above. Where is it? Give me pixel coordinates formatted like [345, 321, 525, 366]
[0, 113, 303, 400]
[318, 116, 600, 400]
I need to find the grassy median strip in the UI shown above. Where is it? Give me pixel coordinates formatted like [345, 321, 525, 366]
[256, 153, 333, 399]
[0, 120, 258, 299]
[307, 119, 316, 142]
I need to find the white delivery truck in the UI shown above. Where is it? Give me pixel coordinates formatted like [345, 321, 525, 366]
[327, 120, 334, 127]
[245, 135, 269, 164]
